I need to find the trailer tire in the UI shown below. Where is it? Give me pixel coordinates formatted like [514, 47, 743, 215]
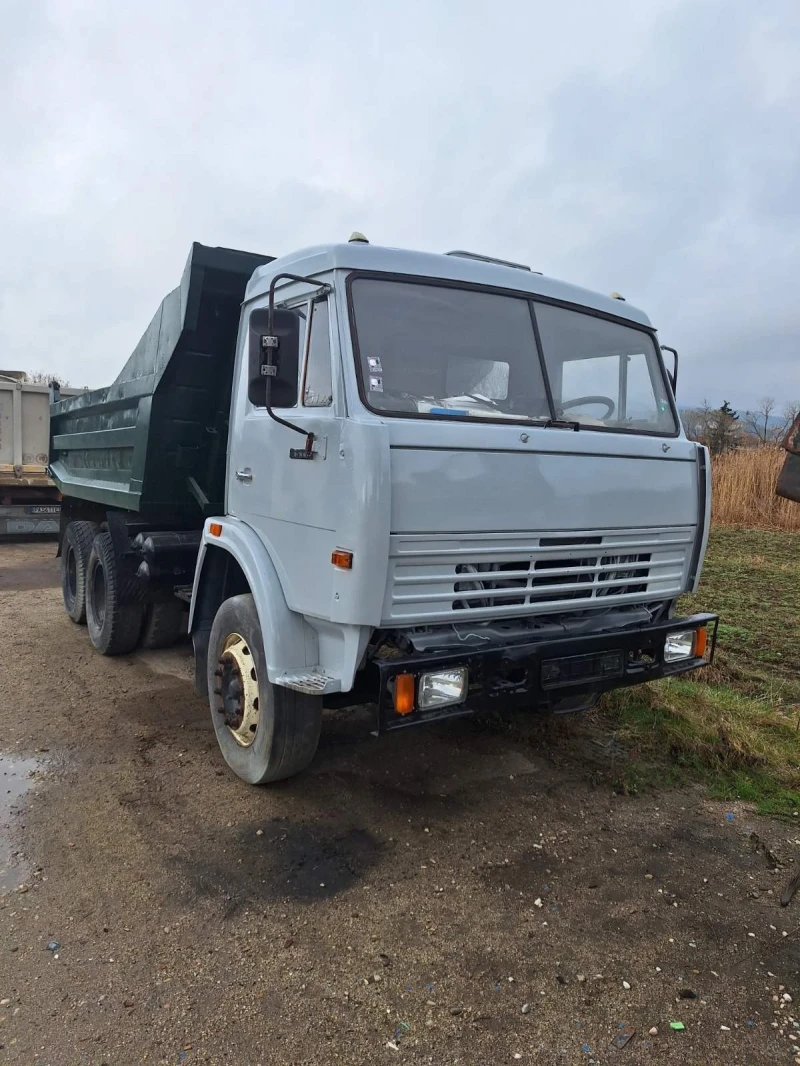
[208, 594, 322, 784]
[140, 600, 185, 650]
[86, 532, 144, 655]
[61, 520, 99, 624]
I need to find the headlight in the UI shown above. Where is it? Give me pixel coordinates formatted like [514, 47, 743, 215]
[664, 629, 696, 662]
[418, 666, 468, 710]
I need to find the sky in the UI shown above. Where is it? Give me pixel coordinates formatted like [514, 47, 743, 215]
[1, 0, 798, 412]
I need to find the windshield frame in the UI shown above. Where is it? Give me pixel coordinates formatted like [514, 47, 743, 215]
[345, 270, 680, 439]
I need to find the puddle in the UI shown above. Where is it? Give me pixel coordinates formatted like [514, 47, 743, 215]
[0, 754, 42, 893]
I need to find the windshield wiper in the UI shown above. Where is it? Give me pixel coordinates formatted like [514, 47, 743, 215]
[543, 417, 581, 431]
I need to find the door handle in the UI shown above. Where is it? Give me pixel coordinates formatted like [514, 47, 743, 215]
[235, 468, 253, 482]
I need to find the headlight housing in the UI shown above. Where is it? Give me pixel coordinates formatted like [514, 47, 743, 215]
[664, 629, 697, 662]
[418, 666, 468, 710]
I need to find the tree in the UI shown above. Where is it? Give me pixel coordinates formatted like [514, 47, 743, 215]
[681, 402, 714, 445]
[707, 400, 742, 454]
[742, 398, 800, 445]
[26, 370, 70, 388]
[744, 396, 780, 444]
[781, 401, 800, 440]
[683, 400, 744, 453]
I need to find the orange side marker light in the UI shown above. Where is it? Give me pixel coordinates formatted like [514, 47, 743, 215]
[695, 626, 708, 658]
[394, 674, 415, 715]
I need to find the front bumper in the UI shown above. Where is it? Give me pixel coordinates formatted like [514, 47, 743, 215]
[0, 501, 61, 536]
[375, 612, 718, 732]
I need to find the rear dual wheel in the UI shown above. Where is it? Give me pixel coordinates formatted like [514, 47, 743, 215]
[60, 520, 99, 624]
[85, 531, 144, 655]
[63, 522, 185, 655]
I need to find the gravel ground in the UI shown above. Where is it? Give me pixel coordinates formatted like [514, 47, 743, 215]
[1, 540, 799, 1065]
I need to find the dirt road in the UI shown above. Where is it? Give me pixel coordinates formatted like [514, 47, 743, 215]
[1, 541, 798, 1065]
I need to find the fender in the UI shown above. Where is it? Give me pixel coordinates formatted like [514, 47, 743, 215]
[688, 444, 712, 593]
[189, 516, 319, 684]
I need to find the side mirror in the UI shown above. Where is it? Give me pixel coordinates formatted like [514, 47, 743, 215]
[248, 308, 302, 407]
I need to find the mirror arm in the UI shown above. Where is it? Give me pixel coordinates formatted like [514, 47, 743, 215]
[660, 345, 679, 394]
[262, 273, 332, 457]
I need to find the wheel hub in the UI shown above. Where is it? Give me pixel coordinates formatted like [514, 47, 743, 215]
[213, 632, 260, 747]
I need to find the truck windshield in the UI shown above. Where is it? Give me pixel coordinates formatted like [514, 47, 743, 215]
[349, 277, 677, 435]
[349, 278, 550, 422]
[534, 302, 677, 434]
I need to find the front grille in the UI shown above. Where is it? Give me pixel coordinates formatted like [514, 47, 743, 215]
[383, 527, 694, 624]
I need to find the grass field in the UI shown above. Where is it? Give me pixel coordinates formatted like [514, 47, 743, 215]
[712, 446, 800, 531]
[603, 527, 800, 815]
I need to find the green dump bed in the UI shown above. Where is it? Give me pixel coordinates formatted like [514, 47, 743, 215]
[50, 243, 273, 518]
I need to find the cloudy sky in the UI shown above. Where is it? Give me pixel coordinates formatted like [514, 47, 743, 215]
[1, 0, 798, 411]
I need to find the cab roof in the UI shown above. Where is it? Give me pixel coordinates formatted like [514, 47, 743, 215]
[245, 242, 653, 328]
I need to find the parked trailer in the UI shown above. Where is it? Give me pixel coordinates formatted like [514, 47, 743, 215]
[0, 373, 86, 536]
[52, 238, 718, 785]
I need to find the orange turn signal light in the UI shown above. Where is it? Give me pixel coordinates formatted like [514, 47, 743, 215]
[694, 625, 708, 659]
[331, 549, 353, 570]
[394, 673, 415, 715]
[209, 522, 223, 537]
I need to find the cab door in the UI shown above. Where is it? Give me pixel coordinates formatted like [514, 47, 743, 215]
[227, 289, 343, 620]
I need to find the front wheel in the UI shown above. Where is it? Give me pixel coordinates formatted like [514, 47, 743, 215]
[207, 594, 322, 784]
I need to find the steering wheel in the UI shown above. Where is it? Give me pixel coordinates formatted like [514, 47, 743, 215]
[374, 388, 419, 412]
[559, 395, 616, 419]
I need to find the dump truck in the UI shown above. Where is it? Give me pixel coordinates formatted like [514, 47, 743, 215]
[0, 372, 86, 536]
[51, 238, 718, 784]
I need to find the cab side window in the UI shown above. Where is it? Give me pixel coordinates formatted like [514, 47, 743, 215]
[302, 300, 333, 408]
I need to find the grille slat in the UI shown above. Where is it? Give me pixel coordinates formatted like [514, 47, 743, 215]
[383, 526, 694, 624]
[392, 554, 686, 587]
[392, 534, 694, 560]
[391, 570, 685, 605]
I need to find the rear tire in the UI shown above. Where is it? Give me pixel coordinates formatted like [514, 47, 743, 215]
[207, 594, 322, 784]
[61, 520, 99, 624]
[140, 600, 185, 650]
[86, 532, 144, 655]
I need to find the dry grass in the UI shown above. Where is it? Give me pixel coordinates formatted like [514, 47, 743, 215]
[712, 445, 800, 531]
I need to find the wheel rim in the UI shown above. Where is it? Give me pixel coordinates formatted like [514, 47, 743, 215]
[66, 545, 77, 603]
[213, 632, 260, 747]
[92, 564, 106, 627]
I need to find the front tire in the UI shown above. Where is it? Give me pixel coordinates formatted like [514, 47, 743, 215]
[208, 594, 322, 784]
[86, 532, 144, 655]
[61, 520, 99, 624]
